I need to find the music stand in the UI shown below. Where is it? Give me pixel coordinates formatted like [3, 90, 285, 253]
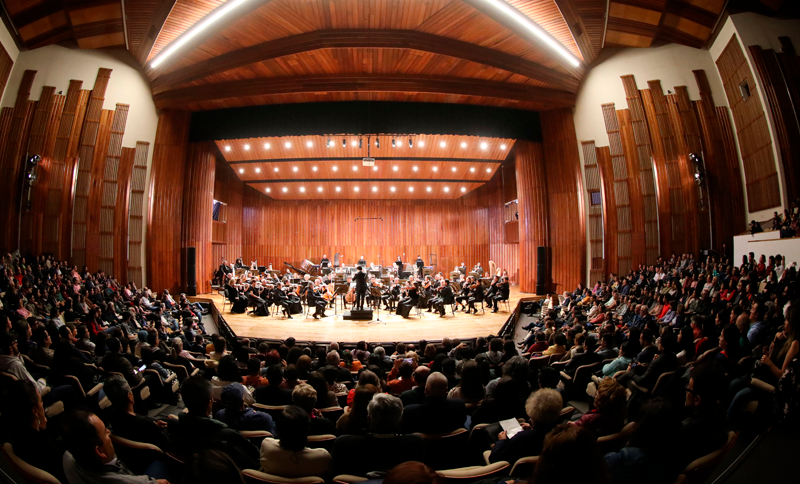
[333, 283, 348, 314]
[369, 286, 385, 324]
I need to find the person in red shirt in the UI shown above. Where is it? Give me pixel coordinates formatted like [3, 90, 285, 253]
[526, 331, 550, 354]
[387, 360, 416, 395]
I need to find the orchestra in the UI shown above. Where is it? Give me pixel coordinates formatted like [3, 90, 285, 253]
[218, 254, 510, 321]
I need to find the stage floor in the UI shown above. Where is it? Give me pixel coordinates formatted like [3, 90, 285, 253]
[196, 287, 534, 343]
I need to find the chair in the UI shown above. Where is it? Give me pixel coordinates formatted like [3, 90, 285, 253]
[528, 355, 550, 372]
[306, 434, 336, 452]
[681, 431, 737, 484]
[596, 422, 638, 455]
[546, 353, 566, 365]
[560, 361, 603, 400]
[0, 372, 65, 417]
[242, 469, 324, 484]
[240, 430, 273, 446]
[509, 455, 539, 478]
[253, 404, 287, 421]
[496, 298, 511, 313]
[335, 392, 348, 407]
[417, 428, 469, 470]
[332, 476, 368, 484]
[222, 287, 232, 313]
[438, 461, 510, 481]
[557, 406, 575, 423]
[319, 406, 344, 422]
[109, 434, 164, 475]
[629, 371, 675, 397]
[2, 443, 61, 484]
[162, 362, 200, 381]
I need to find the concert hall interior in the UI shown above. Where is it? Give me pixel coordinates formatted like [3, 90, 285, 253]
[0, 0, 799, 483]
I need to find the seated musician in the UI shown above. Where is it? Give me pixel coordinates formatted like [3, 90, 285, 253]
[308, 285, 327, 319]
[246, 282, 270, 316]
[466, 278, 485, 314]
[235, 258, 245, 269]
[396, 280, 419, 318]
[432, 280, 455, 317]
[455, 276, 472, 311]
[379, 280, 393, 310]
[270, 284, 292, 319]
[225, 276, 248, 314]
[490, 276, 511, 313]
[215, 258, 233, 285]
[484, 276, 501, 310]
[458, 262, 467, 275]
[358, 255, 367, 267]
[419, 275, 433, 312]
[473, 262, 483, 275]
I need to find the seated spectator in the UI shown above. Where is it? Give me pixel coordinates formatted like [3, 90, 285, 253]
[401, 372, 466, 434]
[279, 364, 300, 390]
[242, 358, 267, 387]
[525, 331, 549, 354]
[447, 360, 485, 405]
[61, 408, 168, 484]
[387, 359, 415, 395]
[304, 371, 338, 408]
[322, 366, 347, 395]
[259, 406, 332, 478]
[211, 355, 254, 406]
[5, 380, 67, 483]
[345, 370, 381, 408]
[682, 362, 728, 466]
[399, 365, 430, 407]
[573, 378, 626, 437]
[532, 424, 609, 484]
[254, 365, 293, 406]
[101, 337, 144, 388]
[103, 375, 171, 451]
[564, 335, 602, 375]
[169, 376, 259, 470]
[292, 383, 337, 436]
[337, 384, 379, 435]
[332, 394, 425, 476]
[182, 450, 245, 484]
[339, 350, 363, 372]
[602, 341, 634, 377]
[31, 326, 54, 366]
[596, 333, 619, 360]
[542, 333, 567, 356]
[382, 461, 442, 484]
[489, 388, 562, 464]
[214, 383, 275, 434]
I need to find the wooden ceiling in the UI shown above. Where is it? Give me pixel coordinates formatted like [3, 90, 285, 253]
[218, 134, 513, 199]
[2, 0, 730, 110]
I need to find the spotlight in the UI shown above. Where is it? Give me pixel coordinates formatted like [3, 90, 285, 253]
[439, 141, 446, 148]
[353, 166, 358, 171]
[285, 142, 291, 148]
[225, 146, 231, 152]
[393, 166, 398, 171]
[470, 167, 475, 172]
[480, 142, 488, 150]
[265, 188, 271, 193]
[486, 168, 491, 173]
[444, 187, 450, 192]
[351, 140, 358, 147]
[317, 187, 323, 192]
[376, 137, 380, 149]
[460, 142, 467, 148]
[238, 168, 244, 173]
[244, 144, 250, 150]
[390, 186, 396, 192]
[391, 138, 396, 148]
[312, 166, 318, 171]
[300, 187, 305, 192]
[293, 167, 298, 172]
[461, 187, 466, 192]
[419, 140, 425, 147]
[255, 168, 261, 173]
[336, 186, 341, 192]
[426, 187, 432, 192]
[433, 167, 438, 172]
[412, 166, 418, 171]
[373, 166, 378, 171]
[333, 166, 338, 171]
[359, 138, 363, 149]
[264, 143, 271, 149]
[409, 187, 414, 192]
[306, 141, 313, 147]
[282, 187, 288, 192]
[409, 138, 413, 148]
[452, 167, 457, 172]
[274, 167, 279, 172]
[372, 186, 378, 192]
[500, 144, 507, 149]
[354, 186, 360, 192]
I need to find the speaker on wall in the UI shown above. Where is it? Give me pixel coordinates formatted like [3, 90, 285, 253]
[187, 247, 197, 297]
[536, 246, 548, 296]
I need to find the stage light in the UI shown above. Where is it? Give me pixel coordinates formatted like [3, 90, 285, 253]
[300, 186, 305, 192]
[426, 186, 432, 192]
[393, 166, 398, 171]
[372, 186, 378, 192]
[274, 167, 279, 172]
[444, 187, 450, 192]
[285, 142, 291, 148]
[487, 168, 492, 172]
[244, 144, 250, 150]
[255, 167, 261, 173]
[376, 137, 380, 148]
[373, 166, 378, 171]
[354, 186, 360, 192]
[433, 166, 438, 172]
[419, 140, 425, 147]
[317, 187, 323, 192]
[342, 138, 346, 148]
[412, 166, 418, 171]
[390, 186, 396, 192]
[353, 166, 358, 171]
[264, 143, 270, 149]
[409, 138, 413, 148]
[336, 186, 341, 192]
[332, 166, 338, 171]
[238, 168, 244, 173]
[470, 167, 475, 172]
[351, 140, 358, 147]
[312, 166, 318, 171]
[461, 187, 466, 192]
[480, 142, 488, 150]
[500, 144, 507, 149]
[225, 146, 231, 152]
[452, 167, 457, 172]
[461, 142, 467, 148]
[439, 141, 446, 148]
[282, 187, 288, 192]
[392, 138, 396, 148]
[265, 188, 270, 193]
[150, 0, 254, 68]
[306, 141, 313, 147]
[326, 138, 331, 148]
[293, 167, 298, 172]
[359, 138, 363, 149]
[479, 0, 581, 67]
[409, 187, 414, 192]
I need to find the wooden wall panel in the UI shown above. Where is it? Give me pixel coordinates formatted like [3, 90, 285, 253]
[515, 141, 548, 293]
[0, 40, 13, 103]
[716, 35, 781, 212]
[483, 164, 519, 284]
[98, 104, 130, 277]
[147, 109, 191, 294]
[213, 159, 245, 268]
[128, 142, 150, 286]
[0, 70, 36, 252]
[582, 140, 606, 285]
[182, 142, 217, 294]
[114, 147, 135, 283]
[541, 109, 585, 294]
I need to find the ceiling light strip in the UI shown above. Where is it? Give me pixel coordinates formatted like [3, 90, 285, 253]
[226, 157, 506, 164]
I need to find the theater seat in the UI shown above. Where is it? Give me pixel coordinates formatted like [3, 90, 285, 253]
[242, 469, 324, 484]
[509, 455, 539, 478]
[332, 476, 368, 484]
[2, 443, 61, 484]
[681, 431, 737, 484]
[438, 460, 510, 481]
[596, 422, 638, 455]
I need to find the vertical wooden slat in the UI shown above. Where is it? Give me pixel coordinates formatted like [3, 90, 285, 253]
[128, 141, 150, 286]
[515, 141, 548, 293]
[182, 142, 217, 294]
[97, 104, 130, 277]
[114, 147, 136, 283]
[582, 140, 606, 284]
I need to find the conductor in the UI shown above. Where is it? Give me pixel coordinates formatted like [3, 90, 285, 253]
[353, 266, 368, 310]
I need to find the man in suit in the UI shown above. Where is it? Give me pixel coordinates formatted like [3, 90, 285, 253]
[270, 285, 292, 319]
[401, 372, 465, 434]
[432, 280, 455, 317]
[416, 255, 424, 277]
[353, 266, 368, 310]
[399, 366, 429, 407]
[307, 286, 327, 319]
[103, 375, 171, 451]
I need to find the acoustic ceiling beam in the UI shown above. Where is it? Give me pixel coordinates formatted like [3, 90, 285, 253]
[133, 0, 177, 65]
[459, 0, 585, 78]
[145, 0, 273, 73]
[553, 0, 599, 64]
[152, 74, 577, 110]
[150, 29, 580, 94]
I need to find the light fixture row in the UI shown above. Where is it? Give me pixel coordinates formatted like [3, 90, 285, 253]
[224, 140, 508, 152]
[264, 185, 469, 194]
[238, 165, 494, 174]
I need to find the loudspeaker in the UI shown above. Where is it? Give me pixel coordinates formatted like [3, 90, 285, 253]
[536, 246, 547, 296]
[187, 247, 197, 297]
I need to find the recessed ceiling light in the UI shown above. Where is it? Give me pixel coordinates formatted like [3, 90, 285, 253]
[460, 142, 467, 148]
[354, 186, 360, 192]
[300, 187, 305, 192]
[372, 186, 378, 192]
[336, 186, 341, 192]
[312, 166, 317, 171]
[351, 140, 357, 147]
[480, 142, 488, 150]
[306, 141, 313, 147]
[500, 144, 507, 150]
[412, 166, 418, 171]
[486, 168, 492, 173]
[452, 167, 457, 172]
[390, 186, 396, 192]
[332, 166, 338, 171]
[373, 166, 378, 171]
[274, 167, 279, 172]
[293, 167, 298, 172]
[265, 188, 270, 193]
[285, 142, 291, 148]
[264, 143, 271, 149]
[244, 144, 250, 150]
[353, 166, 358, 171]
[238, 168, 244, 173]
[433, 167, 438, 172]
[461, 187, 466, 192]
[317, 187, 322, 192]
[393, 166, 398, 171]
[282, 187, 288, 192]
[426, 186, 432, 192]
[255, 168, 261, 173]
[444, 187, 450, 192]
[419, 140, 425, 147]
[439, 141, 446, 148]
[409, 187, 414, 192]
[224, 146, 231, 152]
[470, 167, 475, 172]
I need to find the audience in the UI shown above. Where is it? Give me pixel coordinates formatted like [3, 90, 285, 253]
[401, 372, 466, 434]
[259, 406, 332, 478]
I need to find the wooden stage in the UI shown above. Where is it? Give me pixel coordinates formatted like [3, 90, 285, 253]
[196, 287, 534, 343]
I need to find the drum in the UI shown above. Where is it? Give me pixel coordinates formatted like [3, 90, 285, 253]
[300, 259, 320, 276]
